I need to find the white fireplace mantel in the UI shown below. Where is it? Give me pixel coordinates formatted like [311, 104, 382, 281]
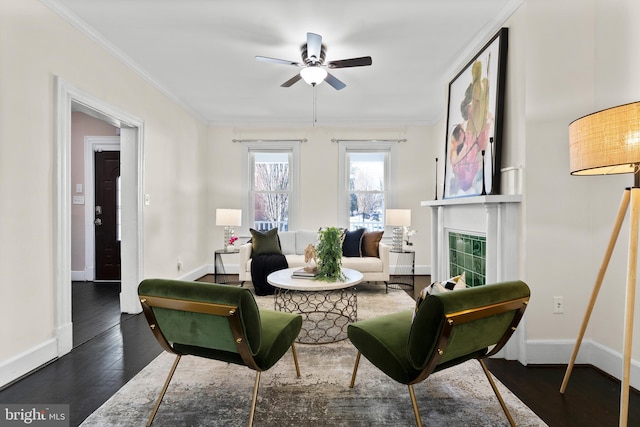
[421, 195, 522, 284]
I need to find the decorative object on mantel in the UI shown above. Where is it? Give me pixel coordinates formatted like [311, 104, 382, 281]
[560, 101, 640, 427]
[434, 157, 439, 200]
[386, 209, 411, 252]
[215, 208, 242, 251]
[481, 150, 487, 195]
[443, 27, 508, 199]
[315, 227, 347, 282]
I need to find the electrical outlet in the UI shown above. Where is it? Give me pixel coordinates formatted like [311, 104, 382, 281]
[553, 296, 564, 314]
[177, 257, 183, 271]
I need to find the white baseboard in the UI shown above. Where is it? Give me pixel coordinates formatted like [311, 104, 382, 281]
[71, 270, 85, 281]
[178, 264, 214, 281]
[526, 338, 640, 390]
[0, 339, 58, 389]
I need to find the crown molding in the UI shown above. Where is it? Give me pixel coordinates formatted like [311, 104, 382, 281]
[40, 0, 207, 125]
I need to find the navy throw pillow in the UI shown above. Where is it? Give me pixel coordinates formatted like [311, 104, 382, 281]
[342, 228, 366, 257]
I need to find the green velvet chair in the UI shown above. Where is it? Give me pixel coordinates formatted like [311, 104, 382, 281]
[138, 278, 303, 427]
[347, 280, 530, 427]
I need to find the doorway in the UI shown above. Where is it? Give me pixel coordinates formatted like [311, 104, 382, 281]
[55, 77, 144, 357]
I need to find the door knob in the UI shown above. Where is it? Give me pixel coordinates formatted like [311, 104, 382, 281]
[94, 218, 102, 226]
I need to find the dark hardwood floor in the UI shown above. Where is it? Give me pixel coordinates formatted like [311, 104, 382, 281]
[0, 282, 163, 426]
[0, 277, 638, 426]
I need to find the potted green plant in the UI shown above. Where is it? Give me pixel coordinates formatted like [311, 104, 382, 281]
[315, 227, 347, 282]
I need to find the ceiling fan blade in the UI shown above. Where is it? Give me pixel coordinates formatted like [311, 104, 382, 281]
[328, 56, 373, 69]
[255, 56, 302, 67]
[281, 73, 302, 87]
[306, 32, 322, 62]
[324, 73, 346, 90]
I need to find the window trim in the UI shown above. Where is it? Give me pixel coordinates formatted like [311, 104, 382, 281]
[241, 141, 300, 234]
[338, 141, 398, 230]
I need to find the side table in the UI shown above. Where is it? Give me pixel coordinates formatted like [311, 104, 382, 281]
[389, 249, 415, 290]
[214, 248, 240, 285]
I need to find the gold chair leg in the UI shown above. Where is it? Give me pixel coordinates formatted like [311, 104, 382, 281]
[291, 343, 301, 378]
[247, 371, 261, 427]
[147, 354, 181, 427]
[349, 351, 362, 388]
[479, 359, 516, 427]
[408, 384, 423, 427]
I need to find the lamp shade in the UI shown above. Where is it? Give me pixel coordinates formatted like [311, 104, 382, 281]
[569, 101, 640, 176]
[385, 209, 411, 227]
[215, 209, 242, 226]
[300, 66, 327, 86]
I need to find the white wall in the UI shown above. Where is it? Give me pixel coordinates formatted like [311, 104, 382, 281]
[206, 125, 438, 274]
[0, 0, 208, 385]
[503, 0, 640, 382]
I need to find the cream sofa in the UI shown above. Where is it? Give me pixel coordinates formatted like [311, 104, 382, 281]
[238, 230, 390, 286]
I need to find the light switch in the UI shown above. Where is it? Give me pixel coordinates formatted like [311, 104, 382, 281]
[73, 196, 85, 205]
[76, 184, 83, 193]
[144, 194, 151, 206]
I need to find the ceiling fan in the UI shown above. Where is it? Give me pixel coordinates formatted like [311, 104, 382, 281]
[255, 32, 372, 90]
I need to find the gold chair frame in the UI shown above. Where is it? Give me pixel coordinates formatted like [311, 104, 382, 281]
[349, 295, 529, 427]
[140, 295, 301, 427]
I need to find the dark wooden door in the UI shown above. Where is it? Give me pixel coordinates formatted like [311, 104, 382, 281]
[95, 151, 121, 281]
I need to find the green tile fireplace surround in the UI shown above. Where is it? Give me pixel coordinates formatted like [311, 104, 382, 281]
[449, 232, 486, 287]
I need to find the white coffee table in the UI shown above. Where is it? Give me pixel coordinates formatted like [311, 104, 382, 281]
[267, 267, 363, 344]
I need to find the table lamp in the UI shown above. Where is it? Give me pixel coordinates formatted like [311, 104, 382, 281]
[216, 209, 242, 251]
[385, 209, 411, 252]
[561, 101, 640, 427]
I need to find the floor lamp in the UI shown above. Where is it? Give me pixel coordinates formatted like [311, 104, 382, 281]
[560, 102, 640, 427]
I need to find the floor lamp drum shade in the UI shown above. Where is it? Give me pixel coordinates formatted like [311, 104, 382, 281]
[569, 101, 640, 177]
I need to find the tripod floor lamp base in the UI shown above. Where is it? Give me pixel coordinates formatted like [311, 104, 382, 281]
[560, 187, 639, 427]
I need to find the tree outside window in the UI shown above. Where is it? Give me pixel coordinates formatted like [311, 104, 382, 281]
[251, 151, 290, 231]
[348, 151, 386, 231]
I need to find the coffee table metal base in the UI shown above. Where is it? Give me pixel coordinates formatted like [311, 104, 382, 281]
[274, 288, 357, 344]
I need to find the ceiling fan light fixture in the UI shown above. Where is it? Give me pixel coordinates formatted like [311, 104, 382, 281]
[300, 66, 327, 86]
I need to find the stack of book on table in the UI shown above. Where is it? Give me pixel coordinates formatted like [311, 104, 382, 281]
[291, 267, 317, 278]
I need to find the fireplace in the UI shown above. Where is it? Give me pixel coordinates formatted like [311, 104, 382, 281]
[422, 195, 521, 284]
[422, 194, 523, 359]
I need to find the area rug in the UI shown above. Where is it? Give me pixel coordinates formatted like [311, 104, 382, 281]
[81, 283, 546, 426]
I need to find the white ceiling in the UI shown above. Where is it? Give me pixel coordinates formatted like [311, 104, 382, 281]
[50, 0, 520, 126]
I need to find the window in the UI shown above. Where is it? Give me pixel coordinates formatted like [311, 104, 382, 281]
[243, 142, 300, 232]
[338, 141, 397, 231]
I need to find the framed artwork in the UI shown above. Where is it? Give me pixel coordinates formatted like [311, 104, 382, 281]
[443, 28, 508, 199]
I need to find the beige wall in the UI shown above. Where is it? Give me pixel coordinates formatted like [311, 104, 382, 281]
[206, 125, 438, 272]
[505, 0, 640, 370]
[0, 0, 208, 379]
